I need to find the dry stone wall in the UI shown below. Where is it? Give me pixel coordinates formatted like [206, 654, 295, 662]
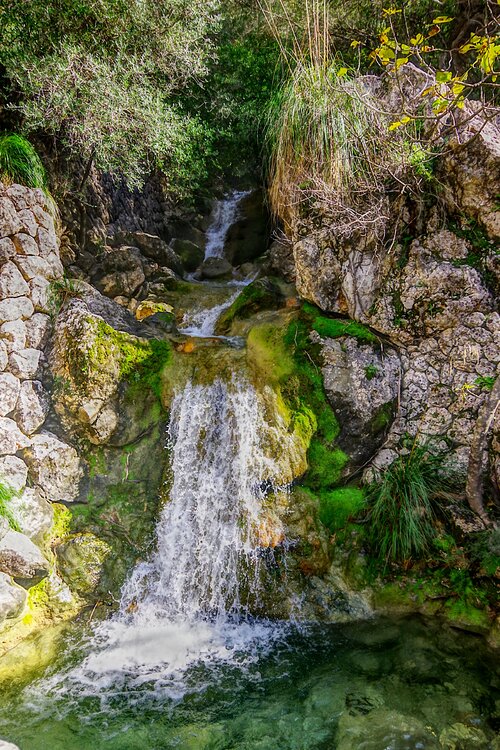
[0, 183, 82, 630]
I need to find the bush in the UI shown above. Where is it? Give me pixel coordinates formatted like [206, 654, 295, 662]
[0, 134, 47, 189]
[366, 444, 449, 564]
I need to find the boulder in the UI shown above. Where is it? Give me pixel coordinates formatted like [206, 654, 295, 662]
[223, 190, 270, 265]
[0, 529, 49, 586]
[0, 417, 30, 455]
[0, 320, 27, 353]
[8, 348, 41, 379]
[109, 231, 183, 274]
[0, 296, 34, 323]
[0, 572, 27, 625]
[13, 379, 49, 435]
[0, 261, 29, 298]
[170, 237, 204, 271]
[0, 455, 28, 493]
[265, 238, 296, 282]
[321, 337, 400, 464]
[93, 246, 145, 298]
[56, 533, 111, 596]
[200, 257, 232, 279]
[23, 432, 83, 503]
[0, 739, 22, 750]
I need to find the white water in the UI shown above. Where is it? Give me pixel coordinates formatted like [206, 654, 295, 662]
[180, 290, 240, 337]
[204, 190, 251, 259]
[52, 377, 290, 697]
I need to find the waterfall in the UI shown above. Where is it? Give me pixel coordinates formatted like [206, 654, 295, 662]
[204, 190, 251, 259]
[179, 291, 240, 337]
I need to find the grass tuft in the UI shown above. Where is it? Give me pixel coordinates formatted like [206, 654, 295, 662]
[366, 444, 449, 565]
[0, 133, 47, 189]
[0, 481, 22, 532]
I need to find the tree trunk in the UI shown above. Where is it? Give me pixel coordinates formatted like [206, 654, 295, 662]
[466, 376, 500, 526]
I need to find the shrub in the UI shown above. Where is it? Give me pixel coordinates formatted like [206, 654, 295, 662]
[366, 444, 449, 564]
[0, 134, 47, 189]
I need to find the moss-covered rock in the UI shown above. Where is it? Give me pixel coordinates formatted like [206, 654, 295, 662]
[215, 279, 283, 335]
[56, 533, 111, 596]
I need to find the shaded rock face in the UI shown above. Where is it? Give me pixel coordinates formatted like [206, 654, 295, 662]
[321, 336, 400, 465]
[224, 189, 270, 266]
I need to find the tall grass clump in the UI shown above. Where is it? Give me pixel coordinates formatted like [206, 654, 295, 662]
[0, 134, 47, 189]
[366, 444, 449, 565]
[0, 481, 21, 532]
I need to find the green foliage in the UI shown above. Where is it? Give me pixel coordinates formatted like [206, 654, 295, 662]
[318, 486, 365, 532]
[469, 527, 500, 576]
[0, 134, 47, 189]
[474, 375, 496, 392]
[0, 481, 21, 532]
[306, 441, 349, 492]
[366, 444, 448, 564]
[47, 276, 82, 318]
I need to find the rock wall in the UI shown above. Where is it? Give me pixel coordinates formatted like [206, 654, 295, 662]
[273, 106, 500, 498]
[0, 183, 82, 632]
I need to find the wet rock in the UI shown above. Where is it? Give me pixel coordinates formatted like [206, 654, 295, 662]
[335, 708, 439, 750]
[0, 529, 49, 586]
[0, 417, 31, 455]
[56, 533, 111, 596]
[0, 572, 27, 625]
[0, 373, 20, 417]
[0, 261, 29, 298]
[223, 190, 269, 265]
[0, 456, 28, 493]
[23, 432, 83, 503]
[170, 238, 204, 271]
[439, 722, 489, 749]
[200, 257, 232, 279]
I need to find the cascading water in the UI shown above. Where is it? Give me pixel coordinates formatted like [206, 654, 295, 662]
[204, 190, 251, 259]
[179, 290, 240, 337]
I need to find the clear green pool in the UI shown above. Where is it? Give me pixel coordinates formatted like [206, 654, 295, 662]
[0, 615, 498, 750]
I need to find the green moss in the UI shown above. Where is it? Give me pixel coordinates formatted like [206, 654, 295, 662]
[318, 486, 366, 532]
[89, 319, 172, 397]
[247, 322, 295, 384]
[0, 480, 22, 532]
[370, 401, 394, 434]
[364, 364, 378, 380]
[302, 302, 378, 343]
[51, 503, 72, 542]
[306, 441, 349, 491]
[443, 600, 490, 632]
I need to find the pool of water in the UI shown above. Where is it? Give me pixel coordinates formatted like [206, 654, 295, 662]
[0, 615, 498, 749]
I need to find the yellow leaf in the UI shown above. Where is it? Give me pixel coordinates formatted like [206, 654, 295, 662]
[395, 57, 408, 70]
[427, 25, 441, 37]
[493, 74, 498, 82]
[433, 16, 454, 23]
[410, 33, 424, 45]
[400, 116, 411, 124]
[452, 83, 464, 96]
[383, 7, 402, 15]
[337, 67, 348, 77]
[350, 40, 361, 48]
[388, 121, 402, 130]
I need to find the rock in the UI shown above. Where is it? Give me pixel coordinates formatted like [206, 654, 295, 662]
[265, 238, 296, 282]
[56, 533, 111, 595]
[0, 739, 22, 750]
[14, 253, 63, 281]
[321, 337, 400, 464]
[0, 296, 34, 323]
[12, 232, 39, 256]
[28, 276, 51, 312]
[0, 261, 30, 298]
[5, 184, 32, 210]
[0, 238, 16, 265]
[170, 237, 204, 271]
[223, 190, 269, 265]
[9, 487, 53, 543]
[0, 417, 30, 454]
[166, 219, 206, 250]
[0, 572, 27, 625]
[0, 456, 28, 492]
[13, 380, 49, 435]
[135, 300, 174, 321]
[0, 197, 21, 236]
[93, 246, 145, 298]
[200, 257, 232, 279]
[0, 372, 20, 417]
[23, 432, 83, 503]
[37, 226, 58, 258]
[32, 204, 54, 231]
[0, 320, 27, 353]
[8, 348, 41, 379]
[110, 231, 183, 274]
[336, 708, 439, 750]
[0, 529, 49, 586]
[24, 313, 51, 349]
[17, 208, 38, 237]
[0, 341, 6, 371]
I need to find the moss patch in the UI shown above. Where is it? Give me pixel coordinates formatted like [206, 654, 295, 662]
[318, 487, 366, 532]
[302, 302, 379, 343]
